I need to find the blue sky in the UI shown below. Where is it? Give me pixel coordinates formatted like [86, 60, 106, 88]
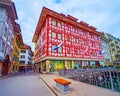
[12, 0, 120, 51]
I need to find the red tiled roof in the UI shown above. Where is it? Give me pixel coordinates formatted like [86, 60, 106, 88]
[32, 7, 100, 42]
[21, 44, 30, 49]
[21, 44, 33, 53]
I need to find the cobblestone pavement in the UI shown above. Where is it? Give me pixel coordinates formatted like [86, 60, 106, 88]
[39, 74, 120, 96]
[0, 71, 56, 96]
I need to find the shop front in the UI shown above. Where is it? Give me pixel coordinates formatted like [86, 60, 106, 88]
[52, 60, 64, 71]
[73, 60, 82, 69]
[39, 59, 104, 73]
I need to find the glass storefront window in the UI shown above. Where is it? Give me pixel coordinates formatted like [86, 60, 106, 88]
[65, 60, 71, 69]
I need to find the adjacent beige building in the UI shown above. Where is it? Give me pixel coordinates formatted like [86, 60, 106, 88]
[100, 33, 112, 66]
[104, 33, 120, 63]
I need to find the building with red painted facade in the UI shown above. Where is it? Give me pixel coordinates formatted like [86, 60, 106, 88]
[32, 7, 103, 72]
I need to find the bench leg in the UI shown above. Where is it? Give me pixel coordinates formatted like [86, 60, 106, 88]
[55, 82, 71, 94]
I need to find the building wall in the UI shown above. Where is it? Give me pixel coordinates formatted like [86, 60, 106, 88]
[0, 7, 14, 61]
[20, 49, 33, 65]
[12, 35, 21, 63]
[11, 35, 21, 73]
[35, 16, 103, 61]
[106, 34, 120, 62]
[0, 7, 7, 60]
[0, 1, 21, 74]
[101, 37, 112, 65]
[34, 16, 104, 72]
[0, 7, 6, 37]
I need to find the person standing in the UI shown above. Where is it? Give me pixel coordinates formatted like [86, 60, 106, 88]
[64, 66, 67, 75]
[2, 54, 10, 76]
[38, 67, 41, 74]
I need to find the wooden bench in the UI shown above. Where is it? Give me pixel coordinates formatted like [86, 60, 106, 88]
[54, 78, 71, 94]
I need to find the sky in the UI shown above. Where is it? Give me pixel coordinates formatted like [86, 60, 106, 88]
[12, 0, 120, 51]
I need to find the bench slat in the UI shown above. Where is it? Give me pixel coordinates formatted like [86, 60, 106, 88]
[54, 78, 71, 85]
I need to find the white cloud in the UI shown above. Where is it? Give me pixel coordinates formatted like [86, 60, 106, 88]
[13, 0, 120, 51]
[17, 11, 26, 21]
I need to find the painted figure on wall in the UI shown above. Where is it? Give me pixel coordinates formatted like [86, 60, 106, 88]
[49, 64, 52, 72]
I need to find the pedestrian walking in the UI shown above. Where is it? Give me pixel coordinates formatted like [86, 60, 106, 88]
[38, 67, 41, 74]
[64, 66, 67, 75]
[2, 54, 10, 76]
[23, 67, 26, 73]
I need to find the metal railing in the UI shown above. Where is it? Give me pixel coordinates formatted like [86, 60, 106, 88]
[59, 68, 120, 92]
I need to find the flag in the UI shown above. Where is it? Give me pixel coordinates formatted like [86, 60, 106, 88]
[53, 41, 63, 51]
[98, 50, 105, 55]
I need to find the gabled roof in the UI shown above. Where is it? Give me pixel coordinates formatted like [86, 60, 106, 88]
[32, 7, 100, 42]
[21, 44, 30, 49]
[21, 44, 33, 54]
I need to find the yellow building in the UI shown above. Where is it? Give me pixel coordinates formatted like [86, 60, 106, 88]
[10, 23, 23, 73]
